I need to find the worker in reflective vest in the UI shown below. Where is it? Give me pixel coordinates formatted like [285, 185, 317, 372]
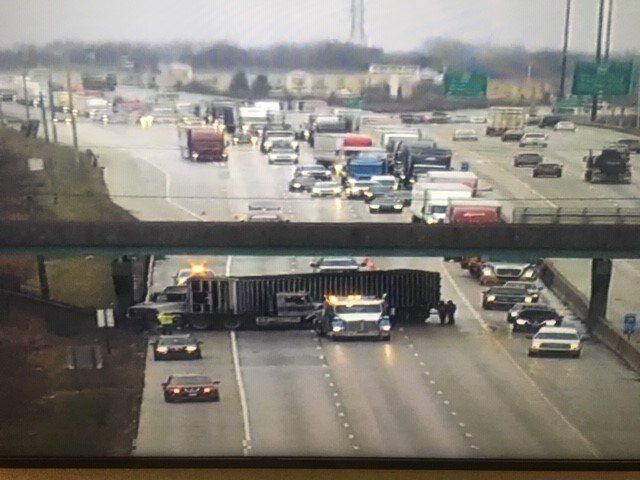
[157, 312, 178, 335]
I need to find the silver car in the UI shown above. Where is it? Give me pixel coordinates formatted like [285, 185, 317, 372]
[311, 181, 342, 197]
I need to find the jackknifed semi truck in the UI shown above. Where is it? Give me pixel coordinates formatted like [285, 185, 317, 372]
[128, 269, 441, 331]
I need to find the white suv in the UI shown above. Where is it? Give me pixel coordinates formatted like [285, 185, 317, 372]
[529, 327, 583, 358]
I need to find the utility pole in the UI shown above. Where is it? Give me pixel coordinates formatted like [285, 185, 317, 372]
[38, 92, 50, 143]
[590, 0, 605, 122]
[66, 70, 79, 163]
[48, 74, 58, 143]
[0, 92, 4, 125]
[636, 73, 640, 129]
[559, 0, 572, 99]
[22, 72, 31, 121]
[604, 0, 613, 61]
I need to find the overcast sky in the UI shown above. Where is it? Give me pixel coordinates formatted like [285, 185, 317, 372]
[3, 0, 639, 53]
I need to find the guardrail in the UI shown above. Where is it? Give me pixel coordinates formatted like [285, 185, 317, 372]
[513, 207, 640, 224]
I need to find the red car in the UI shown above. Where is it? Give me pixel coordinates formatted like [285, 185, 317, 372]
[162, 374, 220, 403]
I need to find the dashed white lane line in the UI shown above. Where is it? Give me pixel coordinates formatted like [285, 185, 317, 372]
[230, 330, 252, 456]
[440, 262, 601, 458]
[158, 161, 207, 221]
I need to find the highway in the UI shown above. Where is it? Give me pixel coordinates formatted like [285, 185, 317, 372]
[5, 95, 640, 458]
[134, 254, 640, 458]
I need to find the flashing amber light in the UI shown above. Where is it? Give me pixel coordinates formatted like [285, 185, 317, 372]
[190, 264, 206, 275]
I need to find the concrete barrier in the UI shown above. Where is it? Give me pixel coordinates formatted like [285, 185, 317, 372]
[542, 260, 640, 374]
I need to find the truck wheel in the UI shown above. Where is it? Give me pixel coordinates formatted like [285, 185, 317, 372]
[557, 172, 562, 178]
[191, 317, 212, 331]
[532, 172, 538, 177]
[584, 171, 592, 182]
[223, 317, 241, 330]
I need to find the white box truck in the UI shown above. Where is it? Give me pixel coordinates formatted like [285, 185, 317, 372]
[420, 171, 479, 196]
[313, 132, 349, 168]
[410, 182, 473, 222]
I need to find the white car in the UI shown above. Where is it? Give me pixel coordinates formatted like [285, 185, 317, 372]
[528, 326, 583, 358]
[519, 132, 548, 148]
[469, 116, 487, 124]
[452, 129, 478, 141]
[311, 181, 342, 197]
[553, 121, 576, 132]
[370, 175, 398, 191]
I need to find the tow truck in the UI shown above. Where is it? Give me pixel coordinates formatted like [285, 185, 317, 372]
[315, 294, 392, 341]
[583, 148, 631, 184]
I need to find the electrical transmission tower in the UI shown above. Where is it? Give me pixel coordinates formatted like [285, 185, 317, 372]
[349, 0, 366, 46]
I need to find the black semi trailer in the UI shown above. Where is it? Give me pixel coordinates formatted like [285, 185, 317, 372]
[129, 269, 440, 330]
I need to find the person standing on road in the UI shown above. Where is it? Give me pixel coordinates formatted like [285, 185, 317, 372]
[437, 300, 447, 325]
[446, 300, 457, 325]
[157, 311, 175, 335]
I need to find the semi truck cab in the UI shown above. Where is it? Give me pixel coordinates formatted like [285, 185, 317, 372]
[317, 295, 392, 341]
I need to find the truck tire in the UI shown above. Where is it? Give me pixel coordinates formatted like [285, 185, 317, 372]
[584, 171, 592, 182]
[223, 317, 241, 330]
[191, 317, 213, 331]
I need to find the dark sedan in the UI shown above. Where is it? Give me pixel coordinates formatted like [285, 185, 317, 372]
[153, 334, 202, 360]
[514, 152, 543, 167]
[482, 286, 535, 310]
[532, 162, 562, 178]
[501, 129, 525, 142]
[510, 305, 563, 332]
[400, 113, 425, 124]
[363, 183, 394, 203]
[368, 194, 405, 213]
[162, 374, 220, 403]
[289, 175, 318, 192]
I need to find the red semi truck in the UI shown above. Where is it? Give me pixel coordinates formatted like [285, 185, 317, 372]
[182, 127, 229, 162]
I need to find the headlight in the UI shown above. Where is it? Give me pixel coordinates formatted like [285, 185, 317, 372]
[291, 141, 299, 149]
[409, 178, 415, 184]
[335, 164, 343, 174]
[524, 296, 533, 303]
[393, 204, 403, 209]
[192, 153, 199, 159]
[400, 174, 406, 179]
[186, 346, 198, 352]
[380, 324, 392, 332]
[531, 344, 540, 350]
[293, 154, 299, 160]
[364, 192, 373, 198]
[482, 267, 493, 276]
[156, 346, 169, 353]
[172, 388, 181, 394]
[312, 188, 320, 193]
[203, 387, 212, 393]
[331, 319, 345, 332]
[486, 295, 496, 302]
[569, 343, 580, 350]
[370, 204, 380, 209]
[264, 141, 272, 149]
[516, 319, 526, 325]
[333, 187, 341, 193]
[510, 311, 518, 317]
[523, 270, 535, 278]
[426, 217, 437, 224]
[293, 183, 301, 188]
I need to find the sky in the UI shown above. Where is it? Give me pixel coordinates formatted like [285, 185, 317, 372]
[3, 0, 639, 54]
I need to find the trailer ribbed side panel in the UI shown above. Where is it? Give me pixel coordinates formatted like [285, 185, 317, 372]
[228, 269, 440, 316]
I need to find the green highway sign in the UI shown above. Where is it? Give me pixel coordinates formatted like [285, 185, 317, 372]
[443, 72, 488, 98]
[344, 96, 364, 109]
[571, 61, 633, 96]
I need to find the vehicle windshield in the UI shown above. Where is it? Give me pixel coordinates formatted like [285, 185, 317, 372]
[158, 337, 193, 346]
[493, 288, 527, 295]
[430, 205, 447, 214]
[171, 376, 212, 385]
[335, 304, 383, 314]
[520, 154, 541, 159]
[321, 259, 356, 266]
[526, 133, 545, 138]
[535, 333, 579, 341]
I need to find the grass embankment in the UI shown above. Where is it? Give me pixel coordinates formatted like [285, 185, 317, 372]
[0, 126, 136, 221]
[0, 303, 146, 456]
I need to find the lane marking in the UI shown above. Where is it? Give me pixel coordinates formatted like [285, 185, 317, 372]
[230, 330, 252, 455]
[441, 263, 601, 458]
[158, 161, 207, 221]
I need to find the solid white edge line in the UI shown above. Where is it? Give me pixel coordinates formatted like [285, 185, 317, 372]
[230, 329, 252, 453]
[441, 263, 601, 458]
[144, 254, 155, 303]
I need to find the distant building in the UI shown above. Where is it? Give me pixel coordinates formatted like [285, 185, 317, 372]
[156, 62, 194, 88]
[367, 64, 422, 98]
